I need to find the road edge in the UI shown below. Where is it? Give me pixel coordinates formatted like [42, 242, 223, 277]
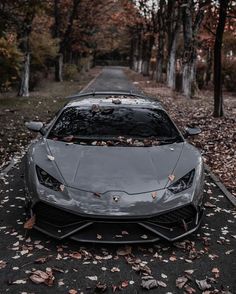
[205, 164, 236, 207]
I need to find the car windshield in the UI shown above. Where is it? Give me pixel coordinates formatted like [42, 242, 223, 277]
[47, 106, 181, 145]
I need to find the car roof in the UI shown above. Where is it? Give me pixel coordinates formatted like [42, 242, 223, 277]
[65, 91, 164, 110]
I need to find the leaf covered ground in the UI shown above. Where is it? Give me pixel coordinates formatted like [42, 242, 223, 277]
[126, 69, 236, 197]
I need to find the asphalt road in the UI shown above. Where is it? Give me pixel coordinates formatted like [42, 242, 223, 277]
[0, 67, 235, 294]
[83, 66, 141, 93]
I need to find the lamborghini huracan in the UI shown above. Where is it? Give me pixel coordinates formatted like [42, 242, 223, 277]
[24, 91, 204, 243]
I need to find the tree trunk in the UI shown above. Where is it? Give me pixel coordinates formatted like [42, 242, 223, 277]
[182, 60, 195, 98]
[213, 0, 229, 117]
[167, 4, 181, 89]
[142, 35, 154, 76]
[135, 31, 142, 72]
[55, 53, 63, 82]
[18, 14, 34, 97]
[167, 39, 177, 89]
[54, 0, 80, 81]
[205, 48, 213, 86]
[18, 53, 30, 97]
[156, 0, 165, 83]
[182, 0, 204, 98]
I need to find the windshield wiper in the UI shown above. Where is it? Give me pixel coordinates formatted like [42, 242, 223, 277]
[159, 136, 183, 145]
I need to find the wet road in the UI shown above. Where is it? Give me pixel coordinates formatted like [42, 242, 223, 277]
[83, 66, 141, 93]
[0, 67, 235, 294]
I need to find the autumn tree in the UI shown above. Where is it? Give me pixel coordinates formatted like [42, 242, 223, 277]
[0, 0, 47, 96]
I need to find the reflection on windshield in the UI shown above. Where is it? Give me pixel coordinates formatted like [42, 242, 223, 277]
[48, 106, 182, 146]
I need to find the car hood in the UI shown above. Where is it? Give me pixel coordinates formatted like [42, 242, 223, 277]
[46, 140, 183, 194]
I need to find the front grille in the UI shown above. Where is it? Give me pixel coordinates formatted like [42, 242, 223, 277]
[33, 202, 196, 228]
[33, 202, 83, 226]
[148, 205, 196, 225]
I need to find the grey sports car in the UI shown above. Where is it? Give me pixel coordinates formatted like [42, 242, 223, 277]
[24, 91, 205, 243]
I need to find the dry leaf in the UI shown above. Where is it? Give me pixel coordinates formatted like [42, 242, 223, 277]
[86, 276, 98, 281]
[212, 267, 220, 278]
[121, 280, 129, 288]
[195, 279, 211, 291]
[157, 280, 167, 287]
[60, 184, 65, 192]
[168, 174, 175, 181]
[47, 155, 55, 161]
[97, 234, 102, 240]
[68, 290, 78, 294]
[95, 282, 107, 292]
[12, 279, 27, 284]
[204, 202, 216, 208]
[184, 285, 196, 293]
[141, 276, 158, 290]
[111, 267, 120, 272]
[24, 215, 36, 229]
[176, 276, 188, 289]
[69, 252, 82, 260]
[151, 191, 157, 199]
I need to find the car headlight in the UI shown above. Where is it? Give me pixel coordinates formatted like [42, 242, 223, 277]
[167, 169, 195, 194]
[36, 166, 62, 192]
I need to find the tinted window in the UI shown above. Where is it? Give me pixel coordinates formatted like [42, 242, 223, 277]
[48, 106, 180, 140]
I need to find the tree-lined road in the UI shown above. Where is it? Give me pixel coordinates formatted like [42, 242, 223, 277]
[0, 67, 235, 294]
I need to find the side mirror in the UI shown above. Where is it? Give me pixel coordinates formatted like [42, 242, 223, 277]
[25, 121, 45, 135]
[184, 126, 201, 138]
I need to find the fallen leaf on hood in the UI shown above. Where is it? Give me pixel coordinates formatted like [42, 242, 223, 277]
[195, 279, 211, 291]
[60, 184, 65, 192]
[24, 215, 36, 229]
[121, 230, 129, 235]
[97, 234, 102, 240]
[151, 191, 157, 199]
[0, 260, 7, 269]
[176, 276, 188, 289]
[47, 155, 55, 161]
[116, 246, 132, 256]
[168, 174, 175, 181]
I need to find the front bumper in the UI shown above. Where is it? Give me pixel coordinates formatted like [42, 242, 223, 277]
[31, 201, 204, 243]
